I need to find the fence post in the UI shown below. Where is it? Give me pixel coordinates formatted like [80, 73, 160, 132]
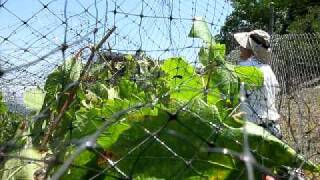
[269, 2, 274, 34]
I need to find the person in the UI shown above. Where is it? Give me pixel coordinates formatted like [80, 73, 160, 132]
[233, 29, 282, 139]
[234, 30, 281, 180]
[234, 30, 306, 180]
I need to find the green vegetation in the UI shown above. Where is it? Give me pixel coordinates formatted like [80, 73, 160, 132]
[218, 0, 320, 51]
[0, 94, 23, 145]
[1, 18, 319, 179]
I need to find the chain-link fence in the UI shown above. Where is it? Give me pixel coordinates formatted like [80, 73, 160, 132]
[271, 33, 320, 94]
[1, 0, 320, 179]
[270, 33, 320, 169]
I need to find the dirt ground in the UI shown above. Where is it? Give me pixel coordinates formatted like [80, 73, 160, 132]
[277, 87, 320, 179]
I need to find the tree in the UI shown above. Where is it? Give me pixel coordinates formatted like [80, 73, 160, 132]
[287, 5, 320, 33]
[219, 0, 320, 52]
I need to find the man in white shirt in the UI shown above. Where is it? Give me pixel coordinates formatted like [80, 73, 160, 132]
[234, 28, 305, 180]
[233, 30, 286, 180]
[233, 30, 282, 139]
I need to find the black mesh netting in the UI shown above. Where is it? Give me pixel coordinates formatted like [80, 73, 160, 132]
[1, 1, 320, 180]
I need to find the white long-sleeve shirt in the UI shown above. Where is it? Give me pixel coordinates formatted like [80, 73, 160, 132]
[239, 57, 280, 123]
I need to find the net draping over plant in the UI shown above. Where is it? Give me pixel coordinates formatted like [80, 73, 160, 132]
[1, 0, 320, 180]
[0, 0, 232, 113]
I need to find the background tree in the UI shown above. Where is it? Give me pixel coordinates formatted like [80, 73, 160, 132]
[218, 0, 320, 52]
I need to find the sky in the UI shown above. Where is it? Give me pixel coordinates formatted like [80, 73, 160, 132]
[0, 0, 232, 108]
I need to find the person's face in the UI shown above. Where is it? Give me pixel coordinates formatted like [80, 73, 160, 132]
[239, 46, 253, 60]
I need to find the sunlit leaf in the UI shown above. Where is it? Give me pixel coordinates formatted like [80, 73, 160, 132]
[219, 121, 320, 172]
[161, 57, 204, 101]
[209, 43, 226, 65]
[23, 88, 46, 111]
[234, 66, 264, 90]
[63, 57, 82, 81]
[2, 148, 44, 180]
[200, 44, 226, 66]
[188, 16, 214, 44]
[211, 64, 240, 107]
[97, 122, 130, 149]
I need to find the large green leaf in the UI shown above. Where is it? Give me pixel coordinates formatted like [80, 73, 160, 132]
[209, 43, 226, 65]
[63, 57, 82, 82]
[91, 82, 109, 99]
[44, 58, 82, 98]
[199, 44, 226, 66]
[59, 148, 97, 180]
[2, 148, 44, 180]
[90, 100, 319, 179]
[210, 64, 240, 108]
[198, 46, 210, 66]
[160, 57, 204, 102]
[219, 122, 319, 172]
[43, 70, 64, 99]
[97, 122, 131, 149]
[199, 44, 226, 67]
[189, 17, 226, 67]
[23, 88, 46, 111]
[118, 79, 146, 101]
[73, 107, 104, 138]
[188, 16, 214, 44]
[234, 66, 264, 90]
[95, 102, 212, 178]
[95, 101, 240, 179]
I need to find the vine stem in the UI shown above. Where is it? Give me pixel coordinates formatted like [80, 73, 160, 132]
[203, 64, 215, 103]
[40, 27, 116, 150]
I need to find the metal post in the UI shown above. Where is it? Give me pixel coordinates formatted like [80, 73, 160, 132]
[269, 2, 274, 34]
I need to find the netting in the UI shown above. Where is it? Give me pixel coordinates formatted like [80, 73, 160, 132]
[0, 0, 231, 109]
[227, 33, 320, 170]
[271, 33, 320, 93]
[271, 33, 320, 169]
[1, 0, 320, 180]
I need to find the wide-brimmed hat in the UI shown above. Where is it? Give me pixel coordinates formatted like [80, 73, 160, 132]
[234, 30, 271, 63]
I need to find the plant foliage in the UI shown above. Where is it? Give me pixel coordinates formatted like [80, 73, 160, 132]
[1, 18, 319, 180]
